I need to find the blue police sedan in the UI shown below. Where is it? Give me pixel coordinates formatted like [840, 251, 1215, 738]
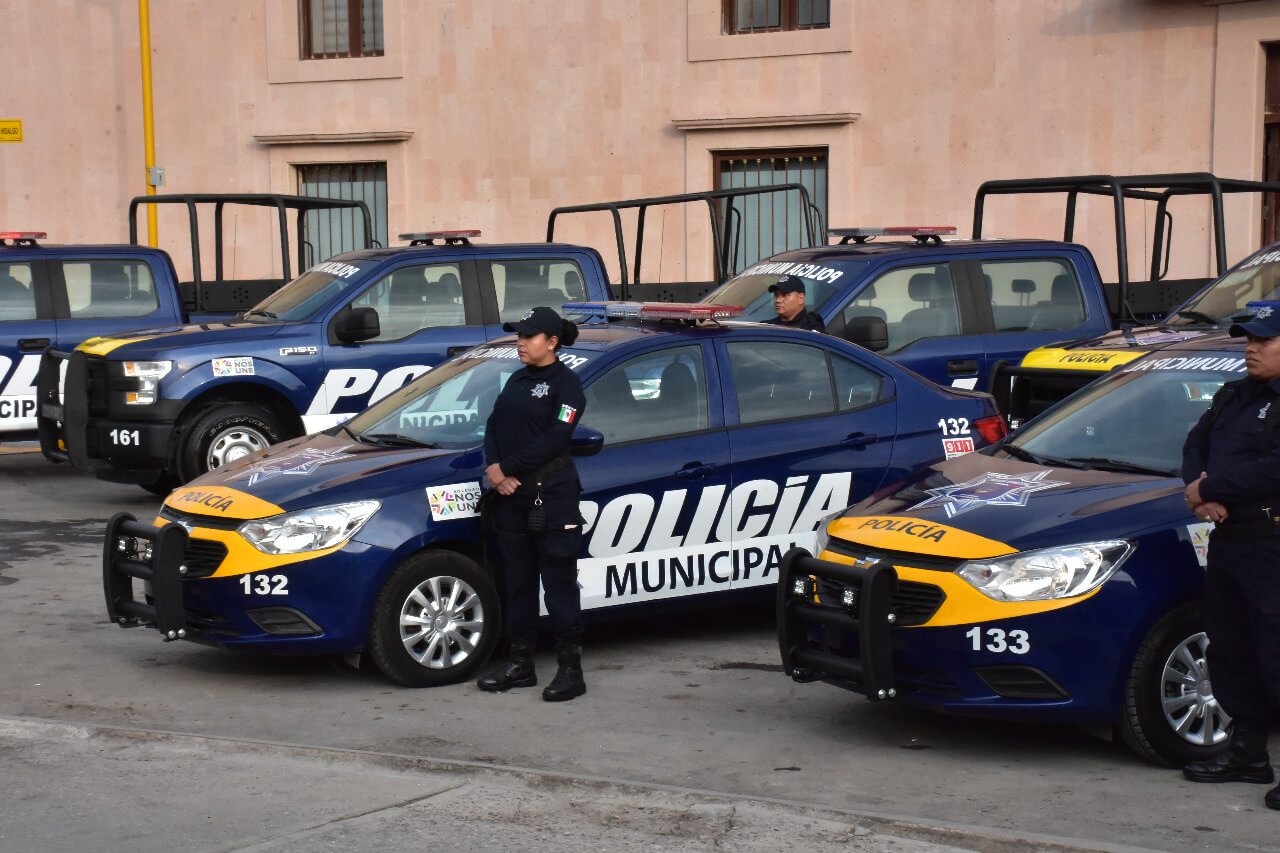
[103, 303, 1005, 687]
[778, 331, 1249, 765]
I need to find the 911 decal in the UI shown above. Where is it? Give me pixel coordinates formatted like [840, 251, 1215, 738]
[239, 574, 289, 595]
[966, 626, 1030, 654]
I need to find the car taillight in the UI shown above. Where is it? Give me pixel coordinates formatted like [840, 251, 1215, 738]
[974, 413, 1009, 444]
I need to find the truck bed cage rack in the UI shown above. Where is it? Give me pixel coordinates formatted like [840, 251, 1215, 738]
[972, 173, 1280, 324]
[128, 193, 376, 287]
[546, 183, 823, 300]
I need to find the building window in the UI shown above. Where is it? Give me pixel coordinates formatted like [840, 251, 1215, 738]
[299, 0, 384, 59]
[723, 0, 829, 34]
[1263, 43, 1280, 246]
[297, 162, 389, 262]
[714, 148, 828, 274]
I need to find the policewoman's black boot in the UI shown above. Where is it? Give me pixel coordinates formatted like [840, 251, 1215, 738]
[1183, 719, 1275, 784]
[541, 643, 586, 702]
[477, 638, 537, 691]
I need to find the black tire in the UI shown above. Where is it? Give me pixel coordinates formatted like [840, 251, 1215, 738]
[367, 550, 500, 687]
[176, 402, 288, 482]
[1119, 604, 1232, 766]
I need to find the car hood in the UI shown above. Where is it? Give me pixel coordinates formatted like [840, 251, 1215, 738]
[828, 452, 1194, 559]
[162, 431, 480, 520]
[77, 319, 288, 359]
[1018, 326, 1213, 372]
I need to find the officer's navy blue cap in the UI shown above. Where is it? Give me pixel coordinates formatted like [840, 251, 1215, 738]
[1228, 301, 1280, 338]
[768, 275, 805, 294]
[503, 305, 563, 336]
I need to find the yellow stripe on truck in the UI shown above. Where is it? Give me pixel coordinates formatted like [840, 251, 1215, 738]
[820, 516, 1100, 624]
[77, 335, 154, 356]
[1018, 347, 1143, 371]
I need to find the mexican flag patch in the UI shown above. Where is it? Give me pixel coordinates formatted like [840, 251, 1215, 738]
[557, 404, 578, 424]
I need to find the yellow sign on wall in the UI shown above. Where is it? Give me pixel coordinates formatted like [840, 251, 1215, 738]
[0, 120, 22, 142]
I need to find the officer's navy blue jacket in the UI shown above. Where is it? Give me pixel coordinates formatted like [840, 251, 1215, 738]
[1182, 376, 1280, 512]
[767, 310, 826, 333]
[484, 358, 586, 509]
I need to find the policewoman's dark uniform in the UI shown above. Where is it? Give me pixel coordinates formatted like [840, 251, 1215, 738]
[1181, 305, 1280, 799]
[478, 307, 587, 700]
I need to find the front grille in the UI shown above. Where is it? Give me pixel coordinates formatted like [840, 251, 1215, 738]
[85, 355, 110, 416]
[160, 505, 245, 531]
[813, 576, 945, 626]
[824, 537, 965, 573]
[182, 537, 228, 578]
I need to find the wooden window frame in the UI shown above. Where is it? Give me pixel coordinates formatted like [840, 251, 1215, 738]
[299, 0, 384, 60]
[722, 0, 830, 35]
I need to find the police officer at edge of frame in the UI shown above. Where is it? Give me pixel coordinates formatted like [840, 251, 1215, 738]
[1182, 300, 1280, 808]
[477, 306, 589, 701]
[766, 275, 826, 332]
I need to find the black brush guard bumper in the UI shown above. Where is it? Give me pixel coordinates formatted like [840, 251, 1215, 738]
[777, 547, 899, 701]
[103, 512, 190, 640]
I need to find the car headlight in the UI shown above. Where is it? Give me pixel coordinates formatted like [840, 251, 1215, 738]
[121, 360, 172, 405]
[239, 500, 381, 555]
[812, 507, 850, 556]
[956, 540, 1134, 602]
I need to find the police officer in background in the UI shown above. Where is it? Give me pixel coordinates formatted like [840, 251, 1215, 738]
[477, 306, 588, 701]
[1182, 301, 1280, 808]
[766, 275, 826, 332]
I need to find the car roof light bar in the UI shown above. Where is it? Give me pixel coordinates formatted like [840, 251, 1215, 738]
[562, 301, 744, 322]
[830, 226, 956, 245]
[0, 231, 47, 246]
[399, 230, 481, 247]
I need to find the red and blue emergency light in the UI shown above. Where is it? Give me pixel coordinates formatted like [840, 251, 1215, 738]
[0, 231, 47, 247]
[830, 226, 956, 245]
[399, 230, 481, 247]
[562, 301, 743, 322]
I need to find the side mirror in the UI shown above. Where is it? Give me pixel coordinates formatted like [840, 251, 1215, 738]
[570, 424, 604, 457]
[333, 306, 380, 343]
[845, 315, 889, 351]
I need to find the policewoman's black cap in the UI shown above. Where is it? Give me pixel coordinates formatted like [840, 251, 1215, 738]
[1229, 301, 1280, 338]
[503, 305, 564, 336]
[768, 275, 805, 295]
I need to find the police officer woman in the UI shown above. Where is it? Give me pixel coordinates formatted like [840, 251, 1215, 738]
[477, 306, 588, 701]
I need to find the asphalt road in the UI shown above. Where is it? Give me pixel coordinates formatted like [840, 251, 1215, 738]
[0, 444, 1276, 852]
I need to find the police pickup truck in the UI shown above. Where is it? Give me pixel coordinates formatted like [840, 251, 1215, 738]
[778, 330, 1252, 766]
[974, 174, 1280, 424]
[39, 232, 614, 492]
[702, 174, 1280, 401]
[3, 194, 372, 443]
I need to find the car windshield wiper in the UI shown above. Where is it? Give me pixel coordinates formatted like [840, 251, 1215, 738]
[1001, 444, 1086, 469]
[1173, 309, 1217, 324]
[362, 432, 439, 448]
[1063, 456, 1174, 476]
[242, 308, 278, 320]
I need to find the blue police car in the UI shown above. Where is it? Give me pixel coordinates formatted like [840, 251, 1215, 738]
[778, 331, 1250, 765]
[103, 303, 1006, 687]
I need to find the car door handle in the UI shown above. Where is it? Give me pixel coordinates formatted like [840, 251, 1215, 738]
[947, 358, 978, 376]
[19, 338, 51, 352]
[840, 432, 879, 449]
[675, 462, 717, 479]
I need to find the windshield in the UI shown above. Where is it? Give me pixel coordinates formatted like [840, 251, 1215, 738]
[1169, 250, 1280, 325]
[344, 346, 589, 449]
[1004, 352, 1247, 475]
[703, 259, 864, 322]
[246, 258, 376, 323]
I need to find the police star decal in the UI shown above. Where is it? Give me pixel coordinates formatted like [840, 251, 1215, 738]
[531, 382, 550, 398]
[911, 469, 1068, 518]
[232, 445, 357, 486]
